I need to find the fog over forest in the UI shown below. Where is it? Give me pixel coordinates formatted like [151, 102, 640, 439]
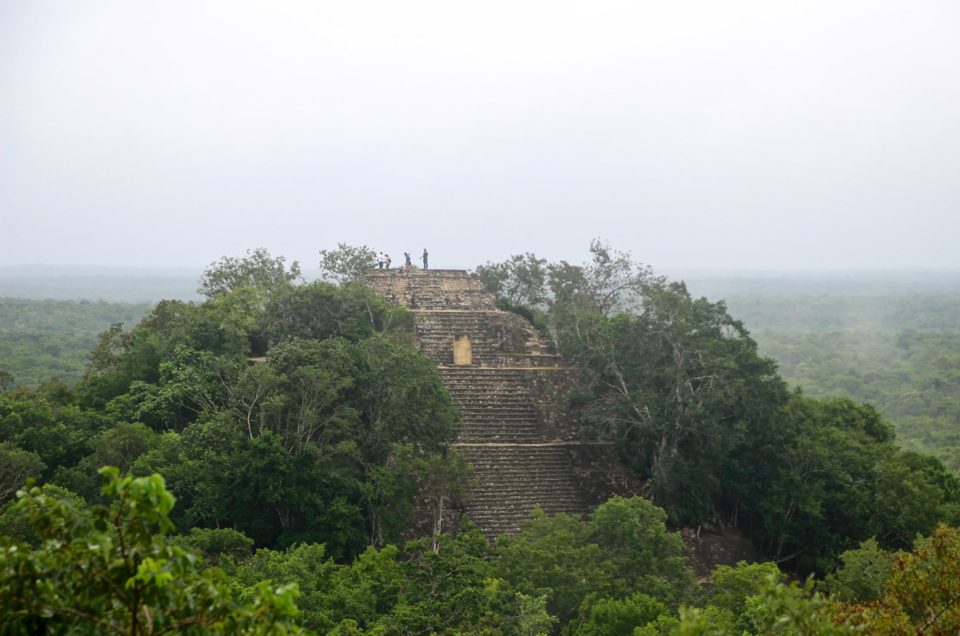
[4, 264, 960, 304]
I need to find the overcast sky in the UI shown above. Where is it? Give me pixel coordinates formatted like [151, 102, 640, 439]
[1, 0, 958, 272]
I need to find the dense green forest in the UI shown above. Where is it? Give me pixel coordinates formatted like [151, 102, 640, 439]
[2, 247, 960, 634]
[708, 292, 960, 471]
[0, 298, 152, 386]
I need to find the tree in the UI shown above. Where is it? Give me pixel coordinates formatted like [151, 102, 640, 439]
[515, 592, 559, 636]
[476, 239, 662, 344]
[0, 367, 16, 391]
[494, 497, 691, 630]
[0, 389, 108, 484]
[476, 252, 549, 308]
[92, 423, 160, 472]
[583, 496, 694, 606]
[541, 239, 662, 347]
[225, 542, 339, 632]
[494, 509, 614, 625]
[408, 449, 472, 552]
[737, 576, 846, 636]
[0, 444, 45, 504]
[198, 248, 301, 299]
[735, 395, 960, 575]
[225, 529, 519, 634]
[708, 561, 785, 633]
[0, 467, 305, 635]
[319, 243, 378, 284]
[820, 539, 893, 602]
[0, 483, 85, 545]
[559, 238, 658, 317]
[170, 527, 255, 566]
[835, 524, 960, 634]
[572, 282, 787, 525]
[263, 281, 411, 348]
[475, 242, 787, 528]
[573, 593, 672, 636]
[383, 530, 509, 634]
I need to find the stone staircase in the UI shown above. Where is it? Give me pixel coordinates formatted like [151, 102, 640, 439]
[364, 269, 595, 536]
[456, 444, 588, 536]
[439, 366, 544, 443]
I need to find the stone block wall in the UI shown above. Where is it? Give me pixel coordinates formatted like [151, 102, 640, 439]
[412, 310, 557, 366]
[364, 269, 495, 310]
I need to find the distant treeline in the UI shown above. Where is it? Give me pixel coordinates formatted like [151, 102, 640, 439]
[4, 265, 959, 303]
[685, 293, 959, 471]
[721, 294, 960, 333]
[0, 298, 152, 386]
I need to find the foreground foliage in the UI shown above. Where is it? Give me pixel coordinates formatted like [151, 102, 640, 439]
[0, 470, 693, 634]
[4, 467, 960, 635]
[0, 467, 304, 635]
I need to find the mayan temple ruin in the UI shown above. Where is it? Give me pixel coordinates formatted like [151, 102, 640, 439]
[364, 268, 627, 536]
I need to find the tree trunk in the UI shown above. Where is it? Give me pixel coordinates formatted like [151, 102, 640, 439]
[431, 495, 444, 554]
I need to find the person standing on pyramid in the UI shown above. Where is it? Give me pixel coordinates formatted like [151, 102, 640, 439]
[404, 252, 412, 269]
[422, 249, 429, 269]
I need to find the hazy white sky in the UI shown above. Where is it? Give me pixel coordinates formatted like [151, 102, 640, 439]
[2, 0, 958, 271]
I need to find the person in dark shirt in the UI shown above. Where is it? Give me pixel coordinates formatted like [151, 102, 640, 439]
[422, 249, 429, 269]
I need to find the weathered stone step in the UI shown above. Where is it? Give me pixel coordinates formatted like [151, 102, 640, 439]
[458, 423, 541, 431]
[455, 403, 533, 410]
[438, 369, 565, 381]
[456, 419, 542, 429]
[457, 417, 541, 425]
[457, 425, 541, 432]
[460, 423, 538, 430]
[449, 392, 532, 399]
[457, 434, 544, 441]
[454, 398, 534, 406]
[457, 429, 542, 438]
[458, 417, 540, 424]
[442, 375, 535, 382]
[444, 386, 535, 394]
[448, 386, 532, 393]
[458, 413, 539, 420]
[454, 443, 587, 535]
[457, 419, 541, 427]
[453, 390, 529, 396]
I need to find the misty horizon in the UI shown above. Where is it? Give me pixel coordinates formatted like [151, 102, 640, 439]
[2, 1, 958, 271]
[4, 262, 960, 306]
